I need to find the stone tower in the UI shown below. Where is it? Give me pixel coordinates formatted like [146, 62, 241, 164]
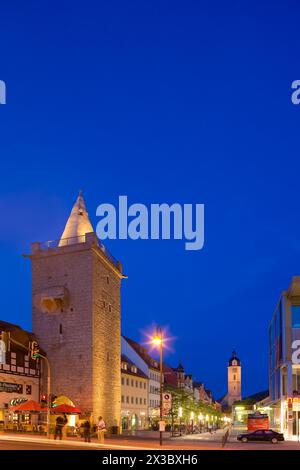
[227, 350, 242, 406]
[27, 192, 124, 429]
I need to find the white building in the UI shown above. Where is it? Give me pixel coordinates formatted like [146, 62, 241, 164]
[122, 336, 162, 424]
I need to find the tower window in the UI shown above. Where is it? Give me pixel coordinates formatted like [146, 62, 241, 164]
[108, 304, 112, 312]
[106, 276, 110, 285]
[233, 374, 236, 381]
[59, 324, 63, 335]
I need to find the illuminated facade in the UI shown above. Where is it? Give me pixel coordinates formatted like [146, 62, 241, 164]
[28, 192, 125, 430]
[268, 276, 300, 439]
[0, 321, 40, 427]
[121, 355, 148, 430]
[121, 336, 161, 421]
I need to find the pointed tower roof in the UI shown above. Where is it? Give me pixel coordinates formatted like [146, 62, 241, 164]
[59, 191, 94, 246]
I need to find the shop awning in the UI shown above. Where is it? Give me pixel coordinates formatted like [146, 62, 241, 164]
[11, 400, 44, 412]
[51, 403, 81, 414]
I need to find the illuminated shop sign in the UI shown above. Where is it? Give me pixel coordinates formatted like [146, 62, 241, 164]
[0, 382, 23, 394]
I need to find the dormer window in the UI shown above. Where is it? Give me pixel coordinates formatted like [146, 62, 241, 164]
[131, 366, 137, 373]
[121, 362, 127, 370]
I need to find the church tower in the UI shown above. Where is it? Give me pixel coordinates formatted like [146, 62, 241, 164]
[227, 350, 242, 406]
[27, 192, 124, 429]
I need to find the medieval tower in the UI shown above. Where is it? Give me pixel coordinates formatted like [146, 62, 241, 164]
[227, 350, 242, 406]
[27, 192, 124, 429]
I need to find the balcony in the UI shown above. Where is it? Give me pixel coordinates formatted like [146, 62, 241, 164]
[31, 232, 122, 273]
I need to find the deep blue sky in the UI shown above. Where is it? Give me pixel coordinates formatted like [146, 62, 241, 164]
[0, 0, 300, 399]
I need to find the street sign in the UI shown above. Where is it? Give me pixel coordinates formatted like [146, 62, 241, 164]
[163, 392, 172, 405]
[162, 392, 172, 416]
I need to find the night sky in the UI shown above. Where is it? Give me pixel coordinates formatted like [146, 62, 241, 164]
[1, 0, 300, 399]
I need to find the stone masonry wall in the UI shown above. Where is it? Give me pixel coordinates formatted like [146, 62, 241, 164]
[31, 245, 94, 413]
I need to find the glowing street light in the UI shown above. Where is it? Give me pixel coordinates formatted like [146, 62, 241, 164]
[152, 327, 164, 446]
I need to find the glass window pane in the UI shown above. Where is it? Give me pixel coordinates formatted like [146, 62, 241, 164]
[292, 306, 300, 328]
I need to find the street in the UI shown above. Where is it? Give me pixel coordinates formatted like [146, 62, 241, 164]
[1, 431, 300, 451]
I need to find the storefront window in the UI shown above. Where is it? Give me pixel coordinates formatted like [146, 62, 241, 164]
[292, 306, 300, 328]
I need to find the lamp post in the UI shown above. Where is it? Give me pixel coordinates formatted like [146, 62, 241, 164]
[178, 406, 183, 437]
[152, 327, 163, 446]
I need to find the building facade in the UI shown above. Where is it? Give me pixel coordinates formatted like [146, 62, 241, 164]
[0, 321, 40, 428]
[27, 192, 125, 430]
[121, 355, 148, 430]
[227, 351, 242, 406]
[268, 276, 300, 439]
[122, 336, 161, 423]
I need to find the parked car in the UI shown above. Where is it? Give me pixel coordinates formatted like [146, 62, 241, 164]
[237, 429, 284, 444]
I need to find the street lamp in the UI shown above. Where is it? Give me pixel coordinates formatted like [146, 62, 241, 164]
[152, 327, 163, 446]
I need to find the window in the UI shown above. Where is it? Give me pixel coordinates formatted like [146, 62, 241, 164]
[292, 306, 300, 328]
[136, 397, 138, 404]
[131, 379, 134, 387]
[131, 397, 134, 404]
[135, 380, 138, 387]
[121, 396, 124, 403]
[233, 375, 236, 381]
[126, 396, 129, 403]
[126, 378, 129, 386]
[16, 351, 24, 367]
[108, 304, 112, 313]
[140, 382, 142, 388]
[121, 362, 127, 370]
[121, 377, 124, 385]
[59, 324, 63, 334]
[140, 398, 142, 405]
[106, 276, 110, 284]
[144, 383, 146, 389]
[144, 398, 146, 405]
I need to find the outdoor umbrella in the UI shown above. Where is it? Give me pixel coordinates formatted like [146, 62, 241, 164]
[11, 400, 44, 412]
[51, 404, 81, 414]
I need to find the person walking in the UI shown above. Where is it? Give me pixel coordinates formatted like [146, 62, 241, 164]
[83, 419, 91, 443]
[54, 416, 65, 440]
[97, 416, 106, 444]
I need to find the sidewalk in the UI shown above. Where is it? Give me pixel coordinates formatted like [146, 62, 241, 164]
[0, 433, 155, 450]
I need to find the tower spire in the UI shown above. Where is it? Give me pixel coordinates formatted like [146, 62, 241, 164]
[59, 191, 94, 246]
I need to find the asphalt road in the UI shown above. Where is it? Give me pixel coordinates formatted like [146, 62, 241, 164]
[0, 438, 299, 451]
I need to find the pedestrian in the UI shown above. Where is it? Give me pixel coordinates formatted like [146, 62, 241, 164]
[83, 419, 91, 443]
[54, 415, 65, 440]
[97, 416, 106, 444]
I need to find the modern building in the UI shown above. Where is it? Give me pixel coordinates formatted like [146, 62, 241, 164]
[26, 192, 125, 430]
[268, 276, 300, 439]
[231, 390, 269, 425]
[0, 321, 41, 428]
[121, 355, 148, 430]
[121, 336, 161, 423]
